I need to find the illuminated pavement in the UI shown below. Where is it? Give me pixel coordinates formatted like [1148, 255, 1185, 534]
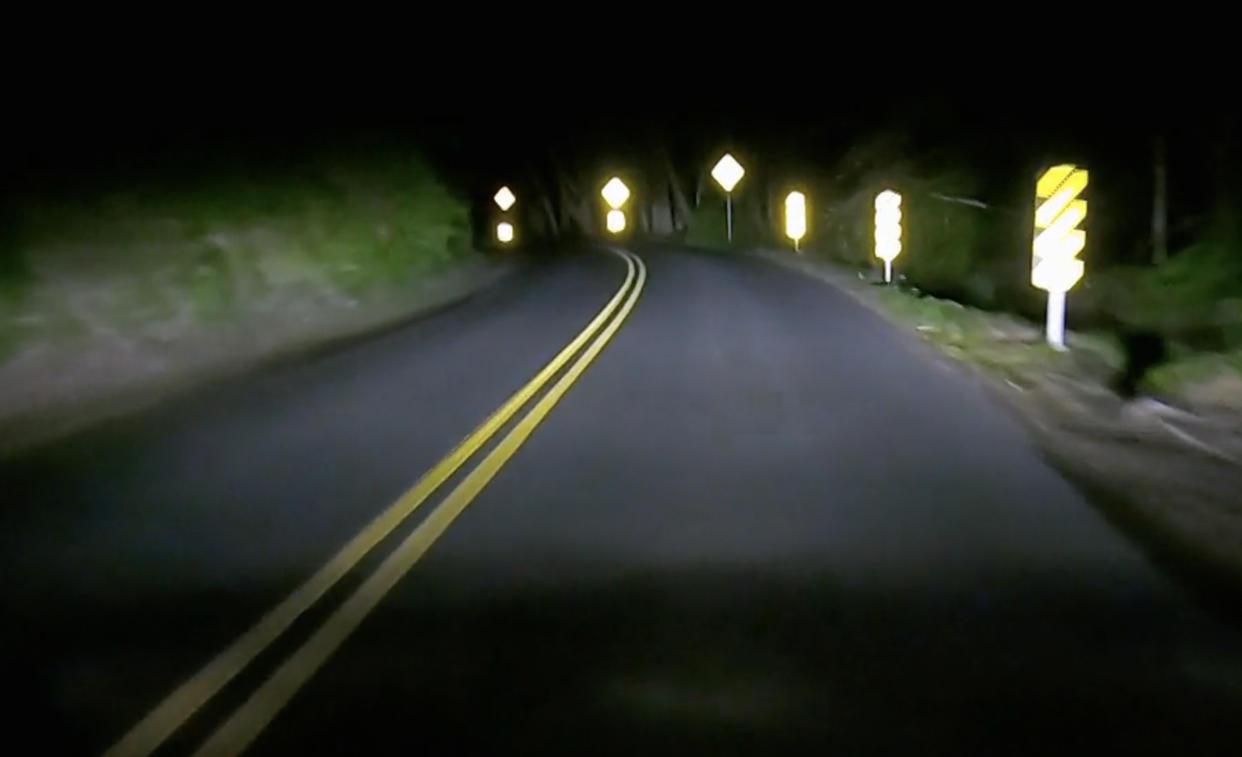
[3, 246, 1241, 755]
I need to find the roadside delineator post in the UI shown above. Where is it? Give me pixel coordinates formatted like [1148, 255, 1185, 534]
[494, 186, 516, 244]
[1031, 164, 1088, 350]
[874, 189, 902, 283]
[785, 191, 806, 252]
[601, 177, 630, 235]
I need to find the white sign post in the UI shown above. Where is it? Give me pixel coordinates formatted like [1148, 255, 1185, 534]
[1045, 290, 1066, 348]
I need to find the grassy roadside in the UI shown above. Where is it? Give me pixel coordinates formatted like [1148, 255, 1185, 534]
[0, 149, 506, 455]
[0, 258, 512, 457]
[859, 279, 1124, 385]
[1146, 349, 1242, 410]
[753, 247, 1242, 604]
[1, 151, 471, 357]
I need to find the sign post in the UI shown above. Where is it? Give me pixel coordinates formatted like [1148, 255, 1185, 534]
[711, 153, 745, 242]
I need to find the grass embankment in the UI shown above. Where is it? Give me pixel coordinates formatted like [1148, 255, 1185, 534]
[684, 197, 772, 250]
[1090, 242, 1242, 408]
[1, 151, 471, 358]
[862, 281, 1123, 384]
[0, 149, 495, 450]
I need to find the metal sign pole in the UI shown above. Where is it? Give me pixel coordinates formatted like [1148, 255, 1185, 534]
[726, 194, 733, 242]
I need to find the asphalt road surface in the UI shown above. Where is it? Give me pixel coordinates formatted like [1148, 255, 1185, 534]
[4, 245, 1242, 756]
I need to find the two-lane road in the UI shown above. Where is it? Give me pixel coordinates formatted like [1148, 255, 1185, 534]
[3, 245, 1241, 755]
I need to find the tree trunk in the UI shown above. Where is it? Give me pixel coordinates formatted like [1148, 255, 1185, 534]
[1152, 131, 1168, 264]
[660, 145, 692, 229]
[538, 195, 559, 238]
[551, 155, 586, 235]
[1212, 115, 1241, 253]
[642, 165, 675, 235]
[529, 167, 560, 238]
[762, 173, 774, 229]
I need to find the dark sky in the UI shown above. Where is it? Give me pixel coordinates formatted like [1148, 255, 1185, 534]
[5, 52, 1238, 221]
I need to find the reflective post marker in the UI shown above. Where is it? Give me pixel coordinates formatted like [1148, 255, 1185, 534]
[873, 189, 902, 283]
[784, 191, 806, 252]
[1032, 164, 1088, 350]
[494, 187, 516, 245]
[601, 177, 631, 236]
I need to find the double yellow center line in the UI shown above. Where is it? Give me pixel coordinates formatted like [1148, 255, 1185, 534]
[104, 248, 646, 757]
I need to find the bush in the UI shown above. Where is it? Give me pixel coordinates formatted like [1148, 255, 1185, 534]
[685, 194, 777, 249]
[814, 172, 1021, 312]
[1092, 241, 1242, 350]
[904, 198, 990, 294]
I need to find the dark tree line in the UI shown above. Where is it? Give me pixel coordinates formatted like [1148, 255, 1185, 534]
[464, 106, 1240, 279]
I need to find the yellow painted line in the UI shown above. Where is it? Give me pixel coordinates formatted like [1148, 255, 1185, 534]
[193, 252, 646, 757]
[102, 250, 638, 757]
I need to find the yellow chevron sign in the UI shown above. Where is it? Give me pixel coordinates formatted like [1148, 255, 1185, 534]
[1032, 164, 1088, 292]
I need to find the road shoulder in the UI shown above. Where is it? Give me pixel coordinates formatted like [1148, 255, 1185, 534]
[751, 247, 1242, 610]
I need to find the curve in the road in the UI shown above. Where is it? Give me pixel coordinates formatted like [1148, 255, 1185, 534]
[102, 249, 646, 757]
[193, 250, 646, 757]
